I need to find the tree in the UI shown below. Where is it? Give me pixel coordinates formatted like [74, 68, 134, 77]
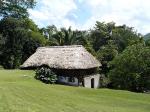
[22, 31, 47, 62]
[112, 25, 144, 52]
[48, 27, 76, 45]
[40, 25, 58, 39]
[89, 21, 115, 51]
[23, 18, 39, 32]
[91, 22, 143, 52]
[41, 26, 85, 46]
[0, 17, 46, 68]
[0, 33, 5, 65]
[90, 22, 143, 75]
[0, 33, 5, 49]
[1, 28, 28, 68]
[97, 43, 118, 74]
[109, 44, 150, 92]
[0, 0, 36, 18]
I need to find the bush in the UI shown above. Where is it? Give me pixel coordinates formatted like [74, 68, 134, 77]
[35, 66, 57, 84]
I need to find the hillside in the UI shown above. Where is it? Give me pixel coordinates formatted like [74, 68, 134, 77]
[0, 70, 150, 112]
[144, 33, 150, 40]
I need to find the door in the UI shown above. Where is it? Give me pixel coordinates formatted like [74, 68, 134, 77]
[82, 79, 84, 87]
[91, 78, 94, 88]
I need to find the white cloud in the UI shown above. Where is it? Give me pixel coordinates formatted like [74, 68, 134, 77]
[86, 0, 108, 6]
[29, 0, 150, 34]
[28, 0, 77, 28]
[79, 0, 150, 34]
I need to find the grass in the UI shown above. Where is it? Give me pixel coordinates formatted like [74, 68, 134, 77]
[0, 70, 150, 112]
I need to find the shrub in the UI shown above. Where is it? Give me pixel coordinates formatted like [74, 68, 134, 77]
[35, 66, 57, 84]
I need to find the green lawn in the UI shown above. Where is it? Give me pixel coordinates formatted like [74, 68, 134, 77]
[0, 70, 150, 112]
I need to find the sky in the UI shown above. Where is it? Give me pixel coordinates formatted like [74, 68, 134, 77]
[28, 0, 150, 35]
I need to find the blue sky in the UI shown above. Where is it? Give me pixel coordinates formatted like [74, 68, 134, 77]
[28, 0, 150, 34]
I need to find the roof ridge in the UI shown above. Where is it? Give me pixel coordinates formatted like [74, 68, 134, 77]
[38, 45, 83, 49]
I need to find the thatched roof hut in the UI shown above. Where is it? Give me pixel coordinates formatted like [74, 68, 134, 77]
[20, 45, 101, 69]
[21, 45, 102, 88]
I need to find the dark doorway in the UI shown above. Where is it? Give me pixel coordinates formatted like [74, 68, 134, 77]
[82, 79, 84, 87]
[91, 78, 94, 88]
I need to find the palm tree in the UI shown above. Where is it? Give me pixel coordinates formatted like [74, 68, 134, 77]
[49, 27, 80, 46]
[41, 26, 91, 47]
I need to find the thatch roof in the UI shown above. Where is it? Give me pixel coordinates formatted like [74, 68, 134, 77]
[20, 45, 101, 69]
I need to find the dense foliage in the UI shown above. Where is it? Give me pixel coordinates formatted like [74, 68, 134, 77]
[35, 67, 57, 84]
[109, 44, 150, 92]
[91, 22, 143, 74]
[0, 0, 36, 18]
[0, 17, 47, 68]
